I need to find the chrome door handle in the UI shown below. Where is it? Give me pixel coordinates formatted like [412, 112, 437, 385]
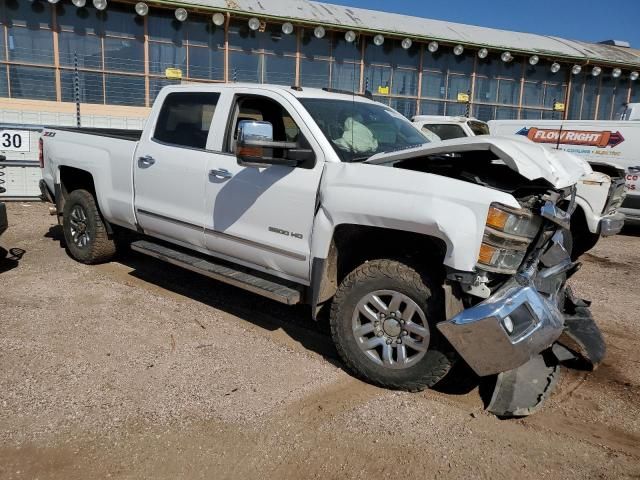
[209, 168, 233, 179]
[138, 155, 156, 168]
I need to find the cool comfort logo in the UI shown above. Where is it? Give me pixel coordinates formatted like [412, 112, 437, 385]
[516, 127, 625, 148]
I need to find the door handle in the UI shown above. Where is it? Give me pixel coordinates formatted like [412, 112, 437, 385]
[138, 155, 156, 168]
[209, 168, 233, 179]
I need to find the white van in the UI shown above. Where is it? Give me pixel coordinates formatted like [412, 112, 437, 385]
[489, 120, 640, 224]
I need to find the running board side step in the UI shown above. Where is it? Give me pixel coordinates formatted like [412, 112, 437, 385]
[130, 240, 302, 305]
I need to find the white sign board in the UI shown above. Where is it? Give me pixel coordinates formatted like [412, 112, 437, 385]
[0, 129, 31, 152]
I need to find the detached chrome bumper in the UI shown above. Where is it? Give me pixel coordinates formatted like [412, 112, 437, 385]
[598, 212, 625, 236]
[437, 278, 565, 377]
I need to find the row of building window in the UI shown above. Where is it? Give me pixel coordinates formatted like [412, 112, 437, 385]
[1, 0, 639, 120]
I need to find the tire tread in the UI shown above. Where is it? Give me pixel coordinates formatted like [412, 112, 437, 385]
[330, 259, 454, 392]
[63, 189, 116, 264]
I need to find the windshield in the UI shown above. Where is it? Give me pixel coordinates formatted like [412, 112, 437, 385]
[299, 98, 429, 162]
[468, 120, 490, 136]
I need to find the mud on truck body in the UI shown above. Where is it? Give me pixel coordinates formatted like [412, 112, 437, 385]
[39, 84, 605, 417]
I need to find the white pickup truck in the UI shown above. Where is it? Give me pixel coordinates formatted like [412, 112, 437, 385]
[40, 84, 606, 416]
[414, 115, 627, 257]
[489, 119, 640, 226]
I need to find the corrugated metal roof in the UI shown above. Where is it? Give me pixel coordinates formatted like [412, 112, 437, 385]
[161, 0, 640, 68]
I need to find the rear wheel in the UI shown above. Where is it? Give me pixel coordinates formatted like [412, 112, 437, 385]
[62, 189, 116, 264]
[330, 259, 455, 391]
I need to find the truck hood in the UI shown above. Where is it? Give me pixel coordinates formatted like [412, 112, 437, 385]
[366, 135, 590, 189]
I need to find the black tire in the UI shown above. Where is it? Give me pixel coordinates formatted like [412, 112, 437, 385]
[62, 189, 116, 264]
[571, 232, 599, 260]
[570, 207, 599, 260]
[330, 259, 455, 391]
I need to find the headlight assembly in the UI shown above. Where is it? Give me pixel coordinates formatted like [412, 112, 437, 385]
[478, 204, 542, 274]
[485, 205, 541, 239]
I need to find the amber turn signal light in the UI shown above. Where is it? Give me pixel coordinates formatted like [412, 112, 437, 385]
[477, 243, 497, 265]
[485, 206, 509, 231]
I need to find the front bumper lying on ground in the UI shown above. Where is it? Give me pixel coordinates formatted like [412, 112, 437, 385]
[437, 278, 565, 377]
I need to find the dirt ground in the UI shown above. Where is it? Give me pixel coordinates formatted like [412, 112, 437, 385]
[1, 202, 639, 480]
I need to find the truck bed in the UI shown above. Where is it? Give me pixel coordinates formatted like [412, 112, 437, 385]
[49, 127, 142, 142]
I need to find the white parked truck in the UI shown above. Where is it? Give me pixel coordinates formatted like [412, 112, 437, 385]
[40, 84, 606, 416]
[414, 115, 627, 257]
[489, 119, 638, 225]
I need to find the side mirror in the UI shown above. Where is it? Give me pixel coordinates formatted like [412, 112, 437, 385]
[235, 120, 314, 167]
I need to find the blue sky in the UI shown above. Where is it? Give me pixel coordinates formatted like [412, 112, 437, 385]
[324, 0, 640, 48]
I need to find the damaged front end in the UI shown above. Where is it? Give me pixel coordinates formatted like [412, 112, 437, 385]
[437, 187, 606, 417]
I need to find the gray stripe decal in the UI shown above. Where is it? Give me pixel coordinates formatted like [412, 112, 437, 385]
[136, 209, 306, 262]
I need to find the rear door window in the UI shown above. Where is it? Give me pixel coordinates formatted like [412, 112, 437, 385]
[421, 124, 466, 140]
[468, 120, 490, 136]
[154, 92, 220, 149]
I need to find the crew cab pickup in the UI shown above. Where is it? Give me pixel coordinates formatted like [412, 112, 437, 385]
[413, 115, 626, 258]
[40, 84, 606, 416]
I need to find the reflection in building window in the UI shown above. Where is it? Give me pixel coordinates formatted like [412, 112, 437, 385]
[390, 98, 417, 118]
[264, 56, 296, 85]
[58, 32, 102, 69]
[9, 66, 56, 101]
[228, 19, 296, 86]
[61, 71, 104, 104]
[104, 37, 144, 73]
[423, 51, 473, 102]
[521, 64, 567, 118]
[230, 51, 261, 83]
[475, 57, 521, 106]
[149, 42, 186, 75]
[299, 28, 331, 89]
[105, 74, 145, 106]
[581, 74, 600, 120]
[597, 74, 629, 120]
[149, 78, 181, 101]
[0, 2, 633, 121]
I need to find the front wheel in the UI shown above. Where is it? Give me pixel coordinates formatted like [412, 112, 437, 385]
[62, 189, 116, 264]
[329, 259, 455, 391]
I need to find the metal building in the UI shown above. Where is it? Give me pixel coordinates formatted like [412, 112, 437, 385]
[1, 0, 639, 122]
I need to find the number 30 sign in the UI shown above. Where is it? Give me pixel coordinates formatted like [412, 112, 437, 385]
[1, 130, 31, 152]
